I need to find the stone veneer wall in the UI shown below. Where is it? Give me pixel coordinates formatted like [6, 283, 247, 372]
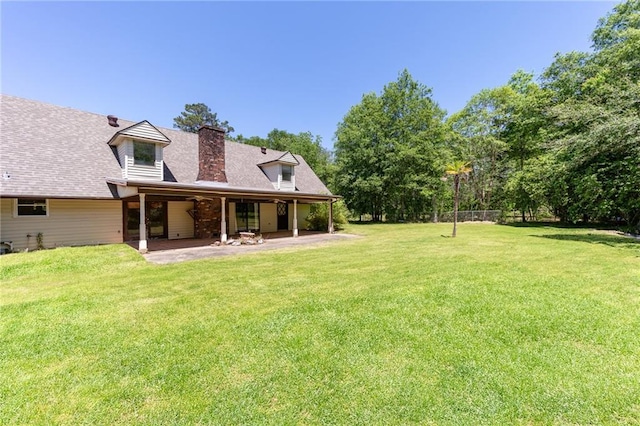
[197, 126, 227, 182]
[194, 199, 222, 239]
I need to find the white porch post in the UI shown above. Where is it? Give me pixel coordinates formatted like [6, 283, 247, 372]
[220, 196, 227, 243]
[328, 199, 334, 234]
[293, 199, 298, 237]
[138, 193, 148, 253]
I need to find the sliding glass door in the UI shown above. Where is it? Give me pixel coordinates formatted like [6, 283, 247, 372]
[236, 203, 260, 232]
[124, 201, 167, 240]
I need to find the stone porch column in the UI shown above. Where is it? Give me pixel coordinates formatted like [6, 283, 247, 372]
[293, 199, 298, 237]
[220, 196, 227, 243]
[139, 193, 148, 253]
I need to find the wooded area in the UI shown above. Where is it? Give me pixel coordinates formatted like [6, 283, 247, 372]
[176, 1, 639, 232]
[333, 0, 639, 232]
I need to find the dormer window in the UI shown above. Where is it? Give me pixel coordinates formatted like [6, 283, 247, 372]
[134, 142, 156, 166]
[282, 165, 292, 182]
[258, 151, 299, 191]
[107, 120, 171, 181]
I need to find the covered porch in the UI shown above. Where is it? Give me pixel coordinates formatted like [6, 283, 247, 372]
[108, 178, 339, 253]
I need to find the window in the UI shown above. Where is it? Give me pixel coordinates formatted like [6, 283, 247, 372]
[134, 142, 156, 166]
[282, 165, 292, 182]
[16, 199, 48, 217]
[236, 203, 260, 232]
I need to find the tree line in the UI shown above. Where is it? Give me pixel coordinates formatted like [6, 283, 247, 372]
[334, 0, 639, 232]
[174, 0, 639, 232]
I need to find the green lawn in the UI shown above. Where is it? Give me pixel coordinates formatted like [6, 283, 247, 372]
[1, 223, 639, 425]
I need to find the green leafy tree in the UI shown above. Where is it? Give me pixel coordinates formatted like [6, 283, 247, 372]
[305, 200, 349, 231]
[334, 92, 387, 221]
[447, 87, 512, 215]
[540, 0, 640, 230]
[173, 103, 235, 134]
[335, 70, 447, 221]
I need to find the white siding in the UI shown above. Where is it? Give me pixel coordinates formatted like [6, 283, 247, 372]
[259, 163, 296, 191]
[0, 198, 122, 251]
[117, 143, 127, 178]
[119, 121, 170, 143]
[122, 140, 164, 181]
[288, 203, 310, 229]
[260, 203, 278, 233]
[278, 152, 298, 164]
[298, 204, 311, 229]
[167, 201, 194, 239]
[261, 164, 280, 189]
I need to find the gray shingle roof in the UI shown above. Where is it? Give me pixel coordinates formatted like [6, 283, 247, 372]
[0, 95, 332, 199]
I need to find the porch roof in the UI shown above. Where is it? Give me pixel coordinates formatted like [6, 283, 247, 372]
[106, 177, 340, 203]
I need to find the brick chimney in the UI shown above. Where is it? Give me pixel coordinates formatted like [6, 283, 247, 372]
[197, 125, 227, 182]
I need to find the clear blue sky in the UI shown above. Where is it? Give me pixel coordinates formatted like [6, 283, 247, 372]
[2, 1, 616, 150]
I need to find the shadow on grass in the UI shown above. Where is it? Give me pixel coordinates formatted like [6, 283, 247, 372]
[531, 233, 640, 250]
[347, 220, 423, 226]
[503, 221, 621, 231]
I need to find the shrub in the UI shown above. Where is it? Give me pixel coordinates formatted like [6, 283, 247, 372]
[305, 200, 348, 231]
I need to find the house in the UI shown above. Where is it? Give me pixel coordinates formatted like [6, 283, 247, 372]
[0, 95, 339, 253]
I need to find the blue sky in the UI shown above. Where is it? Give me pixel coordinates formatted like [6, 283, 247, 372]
[2, 1, 615, 150]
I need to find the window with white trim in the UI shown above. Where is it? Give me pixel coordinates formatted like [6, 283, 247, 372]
[133, 141, 156, 166]
[282, 165, 293, 182]
[15, 199, 48, 217]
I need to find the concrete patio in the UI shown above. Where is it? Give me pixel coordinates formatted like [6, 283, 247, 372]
[137, 231, 359, 264]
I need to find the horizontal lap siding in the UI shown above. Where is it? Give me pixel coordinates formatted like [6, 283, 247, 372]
[168, 201, 194, 239]
[0, 199, 122, 251]
[127, 163, 163, 180]
[288, 204, 310, 230]
[298, 204, 311, 229]
[121, 122, 166, 141]
[260, 203, 277, 233]
[117, 143, 127, 178]
[122, 140, 164, 180]
[261, 164, 279, 189]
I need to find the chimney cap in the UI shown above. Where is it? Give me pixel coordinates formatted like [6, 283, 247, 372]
[197, 125, 226, 134]
[107, 115, 119, 127]
[261, 146, 267, 154]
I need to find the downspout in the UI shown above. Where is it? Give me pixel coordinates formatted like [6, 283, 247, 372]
[293, 199, 298, 237]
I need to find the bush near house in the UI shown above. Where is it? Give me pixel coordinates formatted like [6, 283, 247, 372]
[305, 200, 349, 231]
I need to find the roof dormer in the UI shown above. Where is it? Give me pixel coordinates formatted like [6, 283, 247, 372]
[108, 120, 171, 181]
[258, 151, 299, 191]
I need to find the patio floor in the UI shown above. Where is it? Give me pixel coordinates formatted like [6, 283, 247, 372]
[132, 231, 359, 264]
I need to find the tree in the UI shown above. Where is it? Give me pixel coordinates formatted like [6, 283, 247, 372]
[539, 0, 640, 230]
[173, 103, 235, 134]
[335, 70, 447, 221]
[442, 1, 639, 231]
[444, 161, 472, 237]
[446, 87, 512, 215]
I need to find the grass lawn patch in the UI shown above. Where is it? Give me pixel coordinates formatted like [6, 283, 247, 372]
[1, 223, 639, 424]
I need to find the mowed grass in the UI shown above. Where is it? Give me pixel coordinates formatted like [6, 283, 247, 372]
[1, 223, 639, 425]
